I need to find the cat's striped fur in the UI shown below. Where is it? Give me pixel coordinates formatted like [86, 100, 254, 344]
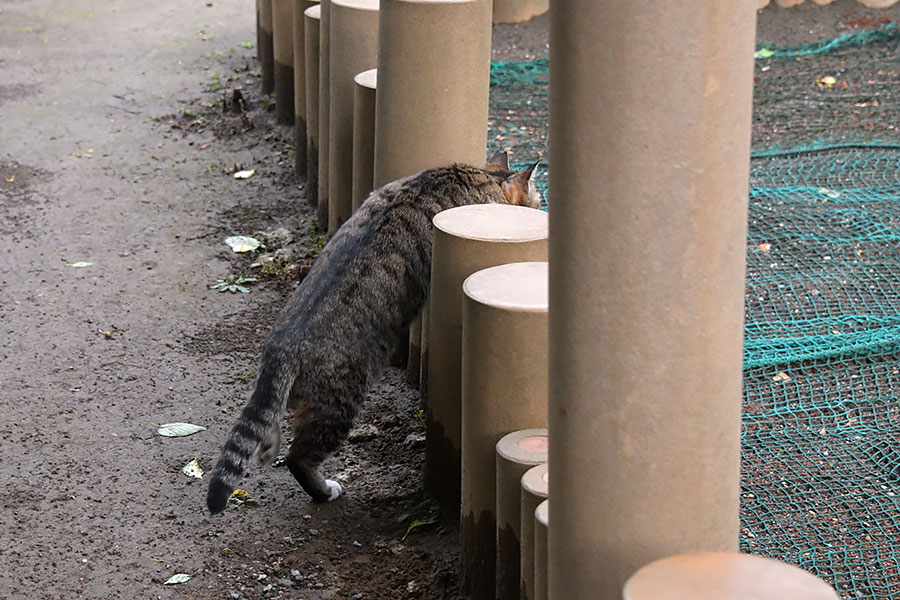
[207, 151, 541, 513]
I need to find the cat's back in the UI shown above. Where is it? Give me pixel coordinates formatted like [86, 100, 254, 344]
[265, 165, 502, 355]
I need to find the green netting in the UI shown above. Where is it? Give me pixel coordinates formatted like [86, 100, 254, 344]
[489, 58, 549, 207]
[489, 24, 900, 599]
[755, 22, 900, 59]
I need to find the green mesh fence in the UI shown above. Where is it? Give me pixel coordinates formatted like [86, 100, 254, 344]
[489, 58, 549, 207]
[489, 24, 900, 599]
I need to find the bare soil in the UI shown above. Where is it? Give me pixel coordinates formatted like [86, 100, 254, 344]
[1, 1, 898, 599]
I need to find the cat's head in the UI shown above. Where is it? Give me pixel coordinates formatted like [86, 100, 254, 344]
[485, 150, 543, 209]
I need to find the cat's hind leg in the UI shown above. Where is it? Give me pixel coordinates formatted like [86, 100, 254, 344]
[285, 406, 350, 502]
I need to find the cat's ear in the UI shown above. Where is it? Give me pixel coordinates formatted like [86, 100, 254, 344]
[485, 149, 510, 171]
[503, 161, 541, 208]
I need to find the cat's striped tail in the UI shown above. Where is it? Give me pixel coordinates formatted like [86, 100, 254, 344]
[206, 362, 289, 514]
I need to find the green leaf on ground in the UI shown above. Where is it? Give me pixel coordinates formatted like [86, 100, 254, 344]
[210, 274, 259, 293]
[164, 573, 192, 585]
[402, 517, 437, 540]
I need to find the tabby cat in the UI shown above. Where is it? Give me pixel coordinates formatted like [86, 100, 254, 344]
[207, 151, 541, 513]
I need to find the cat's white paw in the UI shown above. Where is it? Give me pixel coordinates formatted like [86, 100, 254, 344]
[325, 479, 342, 502]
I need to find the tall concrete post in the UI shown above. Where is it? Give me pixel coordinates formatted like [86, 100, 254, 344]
[460, 262, 548, 599]
[293, 0, 319, 178]
[259, 0, 275, 95]
[328, 0, 379, 233]
[272, 0, 295, 125]
[426, 205, 548, 513]
[304, 5, 321, 213]
[547, 2, 756, 599]
[372, 0, 492, 187]
[317, 0, 332, 226]
[351, 68, 377, 212]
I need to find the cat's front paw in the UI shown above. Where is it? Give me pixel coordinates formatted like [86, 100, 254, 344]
[325, 479, 342, 502]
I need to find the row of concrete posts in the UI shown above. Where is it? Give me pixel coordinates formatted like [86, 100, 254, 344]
[253, 0, 842, 598]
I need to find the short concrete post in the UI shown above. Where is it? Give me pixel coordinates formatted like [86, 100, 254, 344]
[460, 261, 548, 599]
[351, 68, 377, 212]
[373, 0, 492, 187]
[496, 429, 548, 600]
[303, 4, 321, 212]
[492, 0, 547, 24]
[272, 0, 295, 125]
[317, 0, 332, 226]
[520, 463, 548, 600]
[292, 0, 318, 178]
[622, 553, 839, 600]
[328, 0, 379, 233]
[548, 1, 757, 597]
[534, 499, 549, 600]
[259, 0, 275, 94]
[425, 204, 548, 512]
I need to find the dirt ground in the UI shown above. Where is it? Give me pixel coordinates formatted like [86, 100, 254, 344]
[1, 1, 899, 599]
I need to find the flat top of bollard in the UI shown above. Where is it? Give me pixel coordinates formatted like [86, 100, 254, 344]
[354, 68, 377, 89]
[305, 4, 321, 18]
[521, 462, 548, 497]
[517, 435, 548, 454]
[535, 499, 548, 526]
[623, 552, 839, 600]
[433, 204, 547, 242]
[497, 429, 549, 464]
[463, 262, 547, 311]
[332, 0, 379, 10]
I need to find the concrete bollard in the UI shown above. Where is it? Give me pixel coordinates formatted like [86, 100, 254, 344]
[292, 0, 319, 178]
[548, 1, 757, 597]
[317, 0, 332, 227]
[259, 0, 275, 95]
[622, 552, 839, 600]
[460, 261, 548, 599]
[425, 204, 548, 513]
[328, 0, 379, 233]
[272, 0, 295, 125]
[372, 0, 492, 187]
[496, 429, 548, 600]
[303, 4, 321, 212]
[351, 68, 377, 212]
[493, 0, 548, 24]
[520, 463, 548, 600]
[534, 499, 548, 600]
